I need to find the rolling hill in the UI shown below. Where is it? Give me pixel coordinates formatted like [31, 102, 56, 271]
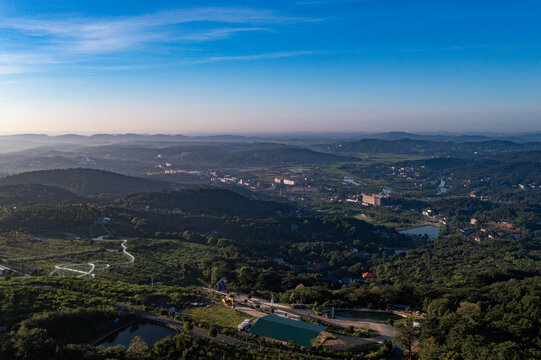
[320, 139, 541, 155]
[0, 168, 174, 196]
[219, 147, 356, 166]
[81, 143, 355, 167]
[0, 183, 85, 205]
[114, 188, 291, 216]
[447, 161, 541, 188]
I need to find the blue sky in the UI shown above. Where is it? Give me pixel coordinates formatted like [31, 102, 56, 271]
[0, 0, 540, 134]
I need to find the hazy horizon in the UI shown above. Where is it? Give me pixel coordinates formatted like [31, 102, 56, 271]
[1, 130, 541, 139]
[1, 1, 540, 133]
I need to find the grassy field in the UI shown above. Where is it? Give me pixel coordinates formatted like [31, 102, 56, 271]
[2, 236, 222, 286]
[183, 303, 253, 329]
[82, 238, 222, 286]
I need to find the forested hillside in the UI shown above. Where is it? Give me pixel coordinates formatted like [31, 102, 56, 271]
[0, 184, 84, 205]
[114, 188, 290, 216]
[447, 161, 541, 189]
[0, 168, 173, 196]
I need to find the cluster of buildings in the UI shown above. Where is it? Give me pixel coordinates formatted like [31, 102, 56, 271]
[421, 209, 437, 219]
[389, 165, 423, 181]
[217, 176, 238, 184]
[273, 177, 321, 194]
[470, 219, 520, 243]
[274, 177, 301, 186]
[211, 174, 261, 190]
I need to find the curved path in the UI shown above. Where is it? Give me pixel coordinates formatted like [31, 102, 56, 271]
[49, 239, 134, 278]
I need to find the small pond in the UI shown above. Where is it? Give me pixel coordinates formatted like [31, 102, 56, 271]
[97, 322, 176, 347]
[334, 311, 402, 322]
[343, 176, 360, 186]
[437, 179, 448, 194]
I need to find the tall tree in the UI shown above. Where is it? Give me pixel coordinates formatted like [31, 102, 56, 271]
[394, 317, 420, 360]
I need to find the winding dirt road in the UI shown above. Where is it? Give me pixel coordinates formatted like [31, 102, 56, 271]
[49, 239, 134, 278]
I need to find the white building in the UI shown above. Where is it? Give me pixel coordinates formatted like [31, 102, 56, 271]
[283, 178, 300, 186]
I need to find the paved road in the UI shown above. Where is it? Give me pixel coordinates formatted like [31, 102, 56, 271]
[50, 239, 134, 278]
[233, 304, 267, 318]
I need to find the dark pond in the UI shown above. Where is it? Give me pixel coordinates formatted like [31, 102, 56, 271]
[335, 310, 402, 322]
[97, 322, 176, 347]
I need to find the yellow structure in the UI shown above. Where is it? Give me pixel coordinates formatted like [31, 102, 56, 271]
[222, 297, 235, 308]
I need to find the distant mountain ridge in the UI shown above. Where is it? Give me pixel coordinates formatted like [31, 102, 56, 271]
[320, 138, 541, 155]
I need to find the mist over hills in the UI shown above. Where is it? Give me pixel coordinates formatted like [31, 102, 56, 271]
[1, 133, 540, 182]
[1, 131, 541, 154]
[318, 138, 541, 155]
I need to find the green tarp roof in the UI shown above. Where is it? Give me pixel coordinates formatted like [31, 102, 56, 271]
[249, 314, 325, 347]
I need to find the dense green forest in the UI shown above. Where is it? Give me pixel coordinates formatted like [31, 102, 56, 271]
[114, 188, 291, 216]
[447, 161, 541, 191]
[277, 239, 541, 359]
[0, 184, 84, 205]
